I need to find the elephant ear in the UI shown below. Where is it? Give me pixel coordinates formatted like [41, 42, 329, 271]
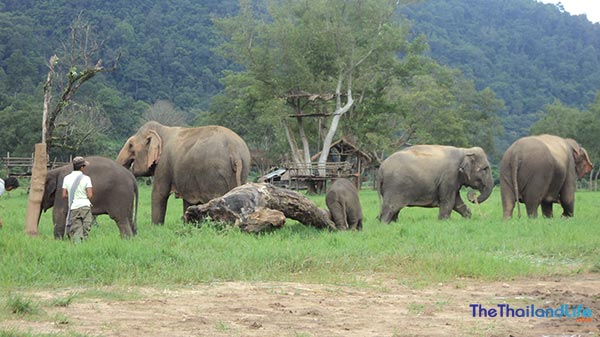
[146, 130, 162, 169]
[459, 153, 475, 182]
[572, 145, 593, 179]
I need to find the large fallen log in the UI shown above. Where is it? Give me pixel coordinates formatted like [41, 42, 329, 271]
[184, 183, 336, 233]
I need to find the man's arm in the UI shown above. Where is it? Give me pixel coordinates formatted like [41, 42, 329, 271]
[86, 187, 93, 200]
[62, 188, 68, 199]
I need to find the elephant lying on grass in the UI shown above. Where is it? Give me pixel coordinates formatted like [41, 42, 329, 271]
[500, 134, 593, 219]
[378, 145, 493, 222]
[41, 156, 138, 238]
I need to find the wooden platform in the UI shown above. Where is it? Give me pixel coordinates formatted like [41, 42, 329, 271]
[284, 161, 358, 190]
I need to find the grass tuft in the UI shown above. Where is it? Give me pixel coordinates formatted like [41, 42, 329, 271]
[5, 294, 38, 315]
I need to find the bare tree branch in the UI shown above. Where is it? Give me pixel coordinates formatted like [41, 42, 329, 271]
[45, 14, 121, 149]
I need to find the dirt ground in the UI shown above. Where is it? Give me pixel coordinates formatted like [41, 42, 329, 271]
[2, 274, 599, 337]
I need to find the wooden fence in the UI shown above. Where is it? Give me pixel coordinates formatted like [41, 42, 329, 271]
[2, 153, 71, 177]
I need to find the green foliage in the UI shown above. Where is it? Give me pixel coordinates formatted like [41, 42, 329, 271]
[212, 0, 413, 157]
[0, 0, 599, 162]
[211, 0, 503, 161]
[531, 94, 600, 171]
[406, 0, 600, 147]
[530, 100, 583, 138]
[0, 1, 237, 157]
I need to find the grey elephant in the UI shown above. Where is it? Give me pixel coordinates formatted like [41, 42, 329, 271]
[500, 134, 593, 219]
[116, 121, 251, 224]
[378, 145, 494, 222]
[41, 156, 138, 239]
[325, 178, 363, 230]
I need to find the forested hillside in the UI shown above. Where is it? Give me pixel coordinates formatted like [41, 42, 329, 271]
[406, 0, 600, 145]
[0, 0, 599, 164]
[0, 0, 237, 156]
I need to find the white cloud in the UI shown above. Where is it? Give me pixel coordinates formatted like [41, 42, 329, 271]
[538, 0, 600, 23]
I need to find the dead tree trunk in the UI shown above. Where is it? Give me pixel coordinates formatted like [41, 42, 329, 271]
[185, 183, 335, 233]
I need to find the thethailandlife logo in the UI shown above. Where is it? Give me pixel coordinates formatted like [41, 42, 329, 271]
[470, 304, 593, 322]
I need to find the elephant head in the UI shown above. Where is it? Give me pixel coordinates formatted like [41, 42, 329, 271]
[458, 147, 494, 204]
[116, 123, 162, 177]
[41, 169, 60, 212]
[567, 139, 593, 179]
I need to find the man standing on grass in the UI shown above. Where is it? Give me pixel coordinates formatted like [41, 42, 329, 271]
[0, 176, 20, 228]
[62, 156, 93, 242]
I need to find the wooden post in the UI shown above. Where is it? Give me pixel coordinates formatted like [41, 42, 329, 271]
[25, 143, 48, 235]
[4, 152, 8, 177]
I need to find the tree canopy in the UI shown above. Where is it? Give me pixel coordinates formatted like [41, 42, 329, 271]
[0, 0, 598, 166]
[207, 0, 503, 165]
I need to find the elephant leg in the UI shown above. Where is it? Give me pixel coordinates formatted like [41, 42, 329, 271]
[525, 201, 539, 218]
[151, 184, 171, 224]
[53, 209, 67, 239]
[500, 180, 516, 220]
[354, 218, 363, 231]
[182, 199, 193, 221]
[378, 197, 403, 224]
[54, 224, 66, 239]
[111, 214, 134, 238]
[452, 191, 472, 218]
[347, 210, 362, 230]
[378, 205, 402, 224]
[541, 201, 554, 218]
[328, 201, 349, 229]
[559, 198, 574, 217]
[438, 192, 458, 220]
[559, 185, 575, 217]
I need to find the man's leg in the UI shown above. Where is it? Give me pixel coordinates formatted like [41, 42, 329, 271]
[69, 208, 85, 243]
[81, 207, 93, 240]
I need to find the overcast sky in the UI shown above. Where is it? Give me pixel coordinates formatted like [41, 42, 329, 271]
[538, 0, 600, 23]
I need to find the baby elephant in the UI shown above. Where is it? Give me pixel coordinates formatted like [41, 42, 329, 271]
[325, 178, 363, 230]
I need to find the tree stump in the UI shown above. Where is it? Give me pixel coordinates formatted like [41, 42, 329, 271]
[185, 183, 335, 233]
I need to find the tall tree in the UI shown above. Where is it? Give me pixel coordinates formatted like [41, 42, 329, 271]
[25, 15, 120, 236]
[43, 15, 120, 150]
[214, 0, 412, 175]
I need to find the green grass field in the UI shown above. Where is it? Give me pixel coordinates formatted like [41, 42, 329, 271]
[0, 183, 599, 291]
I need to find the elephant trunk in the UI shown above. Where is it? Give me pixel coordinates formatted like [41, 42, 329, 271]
[116, 136, 134, 169]
[471, 174, 494, 204]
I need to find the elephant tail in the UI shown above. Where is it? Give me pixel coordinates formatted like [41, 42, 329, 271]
[511, 154, 521, 218]
[132, 182, 139, 235]
[232, 157, 244, 187]
[376, 171, 384, 220]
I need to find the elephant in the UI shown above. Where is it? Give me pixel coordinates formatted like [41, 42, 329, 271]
[41, 156, 138, 239]
[116, 121, 251, 224]
[500, 134, 593, 219]
[325, 178, 363, 230]
[378, 145, 494, 222]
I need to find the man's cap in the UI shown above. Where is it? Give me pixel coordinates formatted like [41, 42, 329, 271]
[73, 156, 90, 166]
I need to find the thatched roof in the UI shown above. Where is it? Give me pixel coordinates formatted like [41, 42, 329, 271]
[310, 137, 374, 163]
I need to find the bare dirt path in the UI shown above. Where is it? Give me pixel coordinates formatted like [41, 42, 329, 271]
[3, 274, 599, 337]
